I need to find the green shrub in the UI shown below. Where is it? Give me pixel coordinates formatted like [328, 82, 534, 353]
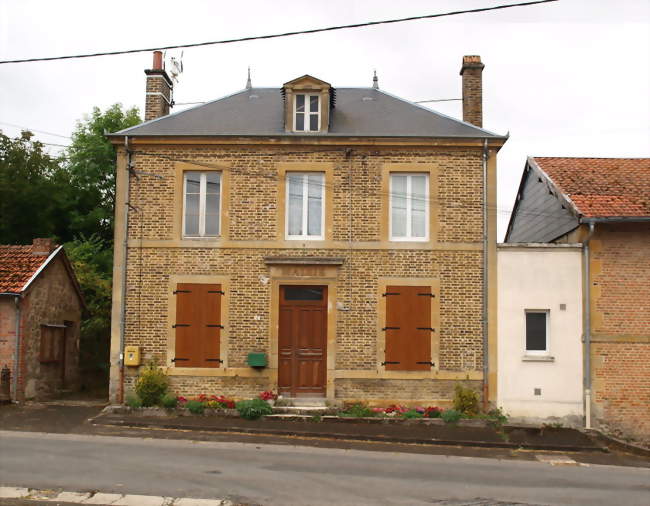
[453, 384, 479, 416]
[186, 400, 205, 415]
[441, 409, 462, 424]
[486, 407, 508, 427]
[401, 410, 423, 419]
[339, 403, 374, 418]
[236, 398, 273, 420]
[160, 393, 178, 409]
[125, 393, 142, 409]
[135, 363, 169, 407]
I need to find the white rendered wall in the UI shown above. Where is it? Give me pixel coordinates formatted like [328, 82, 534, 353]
[497, 246, 583, 421]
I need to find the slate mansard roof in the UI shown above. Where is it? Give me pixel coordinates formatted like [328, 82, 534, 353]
[112, 87, 505, 139]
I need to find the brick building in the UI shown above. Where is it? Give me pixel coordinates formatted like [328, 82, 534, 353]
[0, 239, 84, 401]
[107, 52, 507, 405]
[506, 157, 650, 441]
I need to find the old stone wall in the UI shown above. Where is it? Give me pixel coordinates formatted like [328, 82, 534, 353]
[20, 256, 82, 400]
[121, 144, 486, 403]
[590, 224, 650, 441]
[0, 297, 17, 398]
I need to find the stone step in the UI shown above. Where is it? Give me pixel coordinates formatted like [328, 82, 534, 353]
[280, 397, 328, 407]
[272, 406, 331, 416]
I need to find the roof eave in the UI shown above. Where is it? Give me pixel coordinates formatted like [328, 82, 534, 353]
[580, 216, 650, 223]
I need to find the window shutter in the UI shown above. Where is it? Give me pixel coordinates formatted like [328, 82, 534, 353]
[174, 283, 197, 366]
[202, 284, 223, 368]
[174, 283, 223, 367]
[384, 286, 433, 371]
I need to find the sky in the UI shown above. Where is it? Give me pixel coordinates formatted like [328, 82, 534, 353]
[1, 0, 649, 239]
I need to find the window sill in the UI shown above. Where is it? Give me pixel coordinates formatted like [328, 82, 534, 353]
[522, 355, 555, 362]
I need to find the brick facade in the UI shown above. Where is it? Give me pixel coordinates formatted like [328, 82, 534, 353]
[117, 143, 491, 403]
[590, 223, 650, 442]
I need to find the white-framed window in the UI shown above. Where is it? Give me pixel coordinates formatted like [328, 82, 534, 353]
[183, 171, 221, 237]
[294, 94, 320, 132]
[389, 173, 429, 241]
[525, 310, 549, 354]
[286, 172, 324, 240]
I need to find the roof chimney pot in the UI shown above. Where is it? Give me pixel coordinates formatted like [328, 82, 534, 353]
[152, 50, 163, 70]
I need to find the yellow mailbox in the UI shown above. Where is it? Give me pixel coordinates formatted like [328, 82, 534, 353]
[124, 346, 141, 366]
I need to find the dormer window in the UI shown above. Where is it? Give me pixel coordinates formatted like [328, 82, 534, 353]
[295, 94, 320, 132]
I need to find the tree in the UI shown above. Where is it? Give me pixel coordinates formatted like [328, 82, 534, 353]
[64, 234, 113, 381]
[65, 104, 140, 244]
[0, 130, 68, 244]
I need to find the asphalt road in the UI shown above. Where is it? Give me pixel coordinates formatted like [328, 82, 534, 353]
[1, 431, 649, 506]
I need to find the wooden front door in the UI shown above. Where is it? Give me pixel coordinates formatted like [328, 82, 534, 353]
[278, 285, 327, 397]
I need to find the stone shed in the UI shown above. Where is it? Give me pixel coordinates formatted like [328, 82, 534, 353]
[0, 238, 84, 401]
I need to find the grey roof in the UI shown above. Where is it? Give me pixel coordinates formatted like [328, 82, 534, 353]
[112, 87, 505, 139]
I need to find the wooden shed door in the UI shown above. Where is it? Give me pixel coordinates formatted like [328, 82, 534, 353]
[278, 285, 327, 397]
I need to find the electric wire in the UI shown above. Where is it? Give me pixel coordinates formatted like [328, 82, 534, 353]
[0, 1, 559, 65]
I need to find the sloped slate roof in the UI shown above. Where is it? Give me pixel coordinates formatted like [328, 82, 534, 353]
[0, 245, 53, 293]
[112, 88, 504, 139]
[533, 157, 650, 218]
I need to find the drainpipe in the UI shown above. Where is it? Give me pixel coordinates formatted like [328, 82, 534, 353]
[12, 295, 21, 401]
[481, 139, 489, 409]
[118, 135, 133, 404]
[582, 221, 596, 429]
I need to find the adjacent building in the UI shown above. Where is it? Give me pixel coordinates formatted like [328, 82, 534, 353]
[506, 156, 650, 439]
[0, 239, 84, 401]
[107, 52, 507, 405]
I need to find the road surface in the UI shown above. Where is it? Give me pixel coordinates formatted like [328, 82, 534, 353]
[1, 431, 648, 505]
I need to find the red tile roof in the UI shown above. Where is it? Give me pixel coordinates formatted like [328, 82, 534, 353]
[533, 157, 650, 218]
[0, 245, 54, 293]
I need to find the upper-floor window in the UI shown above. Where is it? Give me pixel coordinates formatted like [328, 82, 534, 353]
[183, 171, 221, 237]
[389, 173, 429, 241]
[294, 94, 320, 132]
[286, 172, 324, 240]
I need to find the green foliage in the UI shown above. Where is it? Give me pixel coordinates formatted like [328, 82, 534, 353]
[64, 234, 112, 378]
[134, 363, 169, 407]
[441, 409, 462, 424]
[339, 403, 375, 418]
[0, 131, 68, 244]
[186, 400, 206, 415]
[486, 408, 508, 427]
[235, 398, 273, 420]
[401, 410, 424, 419]
[125, 393, 142, 409]
[453, 384, 480, 416]
[309, 415, 322, 423]
[160, 393, 178, 409]
[64, 104, 141, 243]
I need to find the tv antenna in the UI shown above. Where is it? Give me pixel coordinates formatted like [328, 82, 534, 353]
[168, 51, 184, 83]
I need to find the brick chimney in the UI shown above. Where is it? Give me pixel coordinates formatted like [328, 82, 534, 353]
[460, 55, 484, 128]
[32, 238, 55, 256]
[144, 51, 173, 121]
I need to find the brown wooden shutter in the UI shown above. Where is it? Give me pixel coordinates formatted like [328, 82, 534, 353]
[202, 284, 223, 368]
[384, 286, 432, 371]
[174, 283, 223, 367]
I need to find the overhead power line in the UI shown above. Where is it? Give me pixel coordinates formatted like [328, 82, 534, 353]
[0, 121, 72, 139]
[0, 1, 558, 65]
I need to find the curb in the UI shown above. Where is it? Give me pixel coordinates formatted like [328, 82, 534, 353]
[585, 429, 650, 458]
[0, 486, 232, 505]
[92, 417, 607, 453]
